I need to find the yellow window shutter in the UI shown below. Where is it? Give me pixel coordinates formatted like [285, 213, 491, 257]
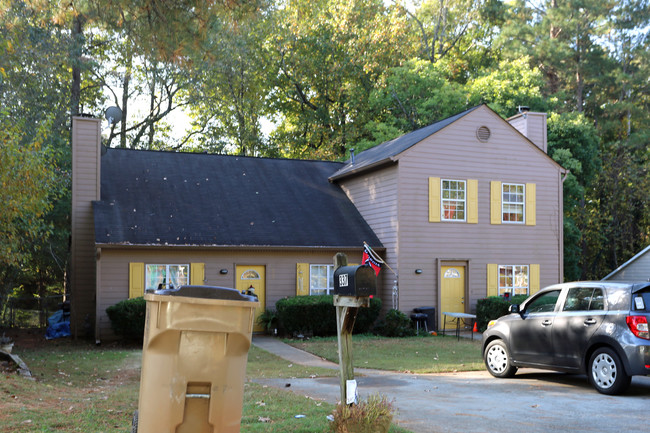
[129, 262, 144, 298]
[490, 181, 502, 225]
[526, 183, 536, 226]
[429, 177, 441, 222]
[467, 179, 478, 224]
[487, 264, 498, 297]
[530, 264, 540, 295]
[296, 263, 310, 296]
[190, 263, 205, 285]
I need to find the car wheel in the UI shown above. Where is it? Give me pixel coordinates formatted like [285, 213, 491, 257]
[484, 339, 517, 378]
[131, 410, 138, 433]
[588, 347, 630, 395]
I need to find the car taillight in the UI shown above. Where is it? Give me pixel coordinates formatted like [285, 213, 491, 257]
[626, 315, 650, 339]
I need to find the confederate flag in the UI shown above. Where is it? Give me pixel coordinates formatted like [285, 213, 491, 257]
[362, 244, 382, 276]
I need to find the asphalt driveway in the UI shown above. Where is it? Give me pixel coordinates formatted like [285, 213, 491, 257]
[252, 336, 650, 433]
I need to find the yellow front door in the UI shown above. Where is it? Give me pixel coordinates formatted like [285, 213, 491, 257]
[440, 265, 466, 328]
[236, 265, 265, 332]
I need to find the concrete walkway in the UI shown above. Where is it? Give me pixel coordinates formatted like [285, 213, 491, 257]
[251, 335, 650, 433]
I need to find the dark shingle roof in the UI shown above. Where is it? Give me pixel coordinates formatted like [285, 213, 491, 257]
[330, 106, 482, 180]
[94, 149, 382, 248]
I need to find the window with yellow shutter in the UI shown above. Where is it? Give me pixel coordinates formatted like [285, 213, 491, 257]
[431, 178, 478, 223]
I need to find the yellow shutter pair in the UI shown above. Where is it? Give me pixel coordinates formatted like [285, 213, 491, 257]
[128, 262, 205, 298]
[429, 177, 478, 223]
[490, 181, 536, 225]
[486, 264, 540, 297]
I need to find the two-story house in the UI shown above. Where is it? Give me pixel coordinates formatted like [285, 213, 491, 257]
[70, 104, 565, 341]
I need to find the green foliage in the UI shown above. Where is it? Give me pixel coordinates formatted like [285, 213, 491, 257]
[105, 297, 146, 341]
[374, 309, 416, 338]
[329, 394, 394, 433]
[0, 115, 60, 267]
[256, 308, 279, 333]
[275, 295, 382, 337]
[467, 57, 548, 116]
[475, 295, 527, 332]
[366, 59, 467, 139]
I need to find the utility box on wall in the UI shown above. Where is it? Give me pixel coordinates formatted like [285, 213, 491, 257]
[333, 265, 376, 297]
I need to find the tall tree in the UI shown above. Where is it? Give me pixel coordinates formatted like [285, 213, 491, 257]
[268, 0, 413, 159]
[403, 0, 505, 80]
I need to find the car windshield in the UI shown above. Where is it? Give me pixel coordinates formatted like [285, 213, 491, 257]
[525, 290, 561, 314]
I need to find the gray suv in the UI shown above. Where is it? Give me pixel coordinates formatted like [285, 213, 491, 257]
[482, 281, 650, 395]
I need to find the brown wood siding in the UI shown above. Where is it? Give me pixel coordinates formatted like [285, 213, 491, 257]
[395, 106, 563, 316]
[71, 117, 101, 338]
[96, 247, 365, 340]
[337, 166, 399, 306]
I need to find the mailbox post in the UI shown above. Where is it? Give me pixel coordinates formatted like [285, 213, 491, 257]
[333, 253, 376, 405]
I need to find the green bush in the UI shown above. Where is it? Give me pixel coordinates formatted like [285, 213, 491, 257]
[106, 297, 146, 341]
[476, 295, 528, 332]
[275, 295, 382, 337]
[374, 309, 416, 337]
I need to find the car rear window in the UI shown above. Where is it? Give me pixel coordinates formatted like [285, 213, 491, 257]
[632, 290, 650, 312]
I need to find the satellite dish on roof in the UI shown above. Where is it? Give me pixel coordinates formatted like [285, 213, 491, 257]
[105, 106, 123, 125]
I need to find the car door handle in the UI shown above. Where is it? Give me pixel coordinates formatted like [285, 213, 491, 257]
[584, 318, 597, 326]
[541, 320, 552, 327]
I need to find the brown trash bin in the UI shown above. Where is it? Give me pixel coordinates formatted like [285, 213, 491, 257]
[133, 285, 259, 433]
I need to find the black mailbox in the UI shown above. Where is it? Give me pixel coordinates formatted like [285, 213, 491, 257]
[334, 265, 376, 297]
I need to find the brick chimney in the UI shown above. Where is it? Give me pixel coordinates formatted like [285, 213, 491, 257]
[70, 116, 101, 339]
[507, 108, 548, 153]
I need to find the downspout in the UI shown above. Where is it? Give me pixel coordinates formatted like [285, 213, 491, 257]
[559, 169, 570, 283]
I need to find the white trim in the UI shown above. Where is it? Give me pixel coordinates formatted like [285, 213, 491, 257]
[501, 182, 525, 224]
[441, 179, 467, 222]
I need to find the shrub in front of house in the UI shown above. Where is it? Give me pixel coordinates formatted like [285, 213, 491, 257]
[106, 297, 146, 341]
[374, 309, 416, 337]
[475, 295, 528, 332]
[276, 295, 382, 337]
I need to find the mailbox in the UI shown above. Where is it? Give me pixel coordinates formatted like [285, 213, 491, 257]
[334, 265, 376, 297]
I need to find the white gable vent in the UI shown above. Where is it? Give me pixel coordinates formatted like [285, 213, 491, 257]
[476, 126, 491, 142]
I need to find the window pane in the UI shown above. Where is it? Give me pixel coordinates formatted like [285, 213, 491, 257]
[526, 290, 561, 314]
[169, 265, 188, 289]
[590, 289, 605, 311]
[310, 266, 326, 289]
[310, 264, 334, 295]
[146, 265, 165, 291]
[499, 265, 529, 296]
[442, 179, 466, 221]
[502, 183, 525, 223]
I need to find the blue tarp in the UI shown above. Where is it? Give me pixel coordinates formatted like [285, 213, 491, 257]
[45, 310, 70, 340]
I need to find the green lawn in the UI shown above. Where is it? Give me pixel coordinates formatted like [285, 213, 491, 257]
[0, 339, 418, 432]
[286, 334, 485, 373]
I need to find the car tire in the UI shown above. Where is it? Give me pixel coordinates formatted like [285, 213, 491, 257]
[588, 347, 630, 395]
[484, 339, 517, 378]
[131, 410, 138, 433]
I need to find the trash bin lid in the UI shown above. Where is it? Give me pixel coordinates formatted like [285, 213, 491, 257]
[149, 285, 257, 301]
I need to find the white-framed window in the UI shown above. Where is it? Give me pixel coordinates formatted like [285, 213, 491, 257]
[502, 183, 525, 223]
[441, 179, 466, 221]
[310, 264, 334, 295]
[146, 264, 189, 291]
[498, 265, 529, 296]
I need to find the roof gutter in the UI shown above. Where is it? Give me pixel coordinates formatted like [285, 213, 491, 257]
[328, 159, 396, 182]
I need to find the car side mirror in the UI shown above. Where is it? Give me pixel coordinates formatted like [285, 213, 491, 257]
[509, 304, 520, 314]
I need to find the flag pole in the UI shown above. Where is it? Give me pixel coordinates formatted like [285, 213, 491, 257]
[363, 242, 399, 309]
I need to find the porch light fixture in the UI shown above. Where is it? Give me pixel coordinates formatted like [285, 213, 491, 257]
[415, 269, 423, 274]
[220, 269, 229, 275]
